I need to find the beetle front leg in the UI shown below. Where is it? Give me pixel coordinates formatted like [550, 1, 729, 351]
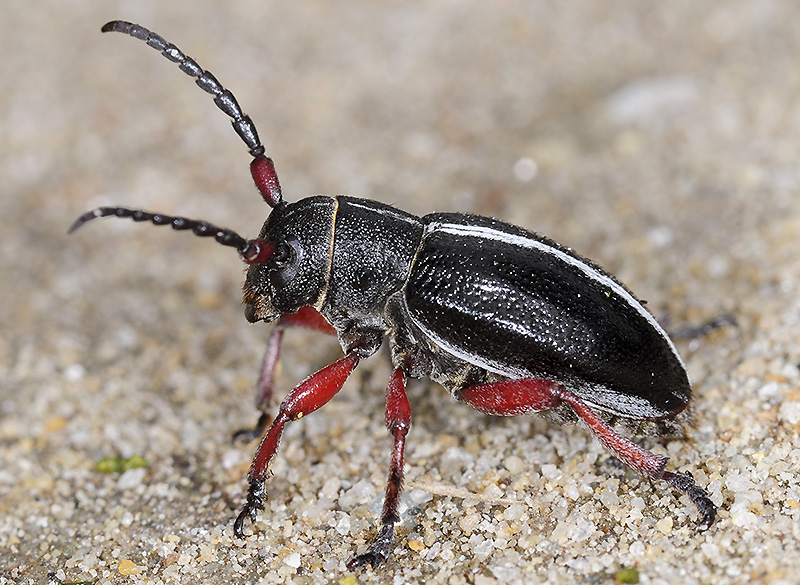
[234, 306, 338, 443]
[458, 379, 716, 528]
[233, 352, 360, 538]
[348, 367, 411, 570]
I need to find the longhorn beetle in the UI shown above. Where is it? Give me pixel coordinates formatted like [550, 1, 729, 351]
[71, 21, 716, 570]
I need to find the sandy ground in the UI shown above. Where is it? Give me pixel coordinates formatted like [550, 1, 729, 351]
[3, 2, 800, 584]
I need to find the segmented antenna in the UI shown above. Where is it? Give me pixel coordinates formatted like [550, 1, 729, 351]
[102, 20, 283, 207]
[68, 207, 275, 264]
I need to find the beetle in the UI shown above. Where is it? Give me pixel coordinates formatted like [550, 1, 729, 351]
[71, 21, 716, 570]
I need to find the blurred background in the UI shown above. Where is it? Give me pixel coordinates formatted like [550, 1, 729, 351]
[2, 2, 800, 584]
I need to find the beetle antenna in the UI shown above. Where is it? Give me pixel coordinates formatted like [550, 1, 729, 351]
[68, 206, 275, 264]
[101, 20, 283, 208]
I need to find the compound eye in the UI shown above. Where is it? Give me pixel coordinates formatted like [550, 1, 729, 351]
[268, 234, 304, 288]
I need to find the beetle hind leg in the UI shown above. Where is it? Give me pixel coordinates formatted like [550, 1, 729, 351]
[347, 367, 412, 570]
[662, 471, 716, 529]
[458, 378, 716, 528]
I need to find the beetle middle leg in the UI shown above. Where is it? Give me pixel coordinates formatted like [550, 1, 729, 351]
[234, 351, 360, 538]
[234, 306, 337, 443]
[347, 366, 412, 570]
[457, 378, 716, 528]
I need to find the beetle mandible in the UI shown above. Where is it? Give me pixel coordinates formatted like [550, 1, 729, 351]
[71, 21, 716, 570]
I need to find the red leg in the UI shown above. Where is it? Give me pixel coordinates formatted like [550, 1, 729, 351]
[348, 367, 411, 570]
[234, 352, 360, 537]
[458, 378, 563, 416]
[235, 306, 337, 443]
[280, 305, 337, 334]
[253, 323, 284, 413]
[459, 378, 715, 527]
[256, 306, 336, 411]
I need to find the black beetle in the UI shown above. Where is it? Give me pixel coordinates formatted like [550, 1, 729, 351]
[71, 21, 716, 570]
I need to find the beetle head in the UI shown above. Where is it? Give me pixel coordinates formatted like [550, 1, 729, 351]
[243, 196, 335, 323]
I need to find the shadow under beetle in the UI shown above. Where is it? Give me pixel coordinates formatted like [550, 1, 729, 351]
[71, 21, 717, 570]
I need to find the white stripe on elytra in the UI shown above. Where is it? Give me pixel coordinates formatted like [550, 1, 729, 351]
[421, 221, 686, 373]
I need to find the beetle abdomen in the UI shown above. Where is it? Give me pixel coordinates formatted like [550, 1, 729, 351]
[404, 213, 690, 419]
